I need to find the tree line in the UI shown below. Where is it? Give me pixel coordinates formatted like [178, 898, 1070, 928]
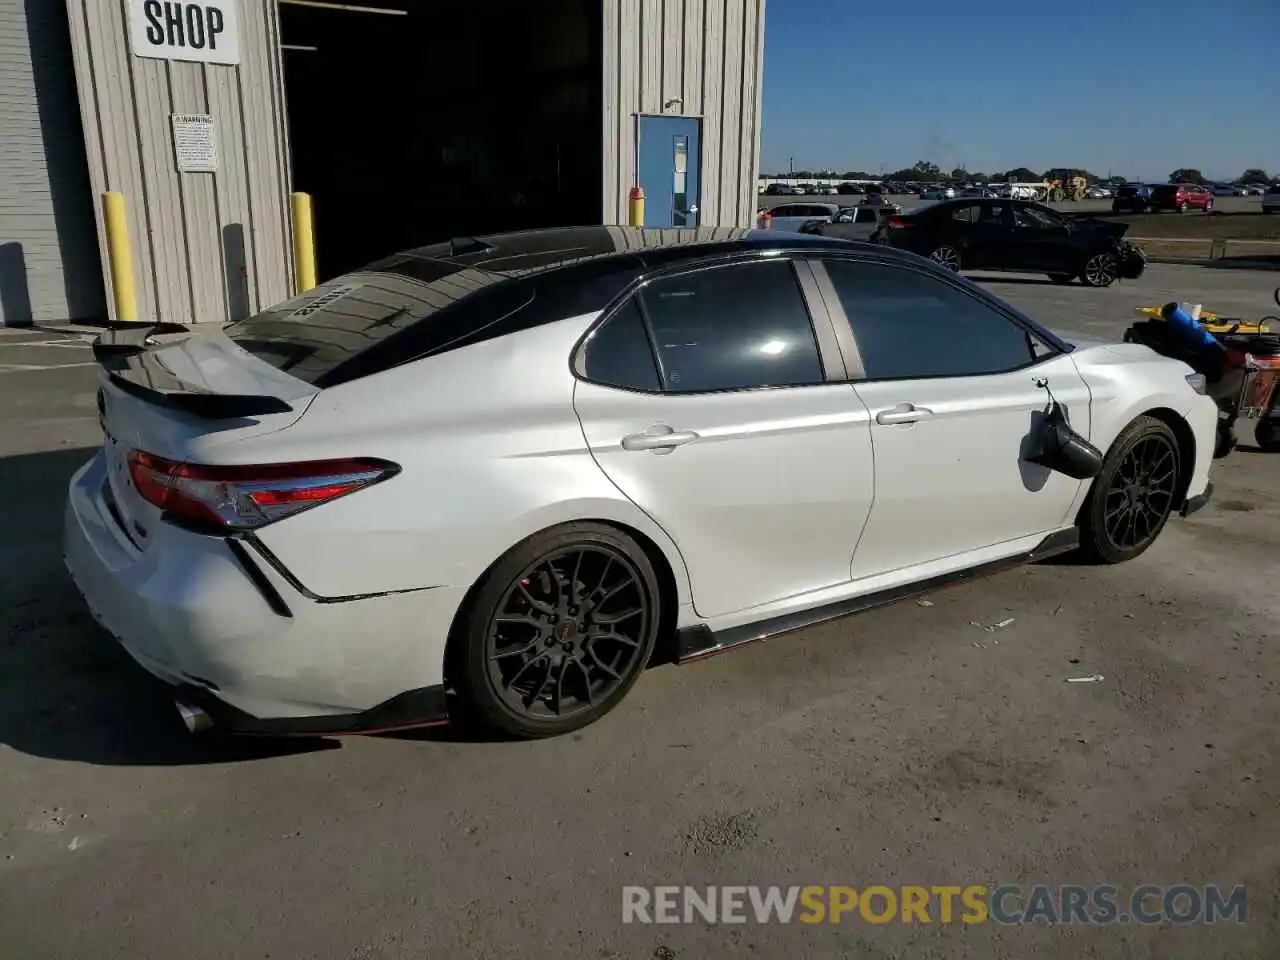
[761, 162, 1275, 185]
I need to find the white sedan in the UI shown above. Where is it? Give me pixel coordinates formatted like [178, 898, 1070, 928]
[64, 227, 1217, 740]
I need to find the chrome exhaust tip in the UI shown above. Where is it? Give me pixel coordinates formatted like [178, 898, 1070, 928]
[175, 699, 213, 734]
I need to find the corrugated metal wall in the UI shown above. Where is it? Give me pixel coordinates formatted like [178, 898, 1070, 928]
[0, 0, 104, 325]
[601, 0, 766, 229]
[65, 0, 294, 325]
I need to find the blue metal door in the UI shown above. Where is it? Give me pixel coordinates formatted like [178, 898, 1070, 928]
[637, 116, 701, 228]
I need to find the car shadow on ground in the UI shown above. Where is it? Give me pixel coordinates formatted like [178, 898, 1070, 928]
[0, 447, 338, 766]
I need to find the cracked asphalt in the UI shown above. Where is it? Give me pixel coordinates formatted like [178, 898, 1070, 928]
[1, 264, 1277, 959]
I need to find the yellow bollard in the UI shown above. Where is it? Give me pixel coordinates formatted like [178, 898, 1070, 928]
[101, 192, 139, 323]
[628, 186, 645, 227]
[291, 191, 317, 293]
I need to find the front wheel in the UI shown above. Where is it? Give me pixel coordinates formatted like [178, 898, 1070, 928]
[450, 522, 661, 738]
[1077, 416, 1181, 564]
[928, 245, 962, 272]
[1081, 252, 1119, 287]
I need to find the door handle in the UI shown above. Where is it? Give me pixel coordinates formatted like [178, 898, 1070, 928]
[875, 403, 933, 425]
[621, 425, 700, 452]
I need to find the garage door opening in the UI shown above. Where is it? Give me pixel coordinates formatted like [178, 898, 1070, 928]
[280, 0, 603, 282]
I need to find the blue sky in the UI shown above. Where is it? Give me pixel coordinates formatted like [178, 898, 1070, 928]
[759, 0, 1280, 181]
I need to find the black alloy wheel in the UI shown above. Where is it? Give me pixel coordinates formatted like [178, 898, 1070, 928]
[1082, 252, 1119, 287]
[1078, 416, 1180, 563]
[452, 523, 660, 738]
[929, 245, 962, 272]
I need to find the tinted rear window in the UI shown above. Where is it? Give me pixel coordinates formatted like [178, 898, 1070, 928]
[224, 255, 532, 387]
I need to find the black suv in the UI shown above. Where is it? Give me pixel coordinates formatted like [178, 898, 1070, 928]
[1112, 184, 1154, 213]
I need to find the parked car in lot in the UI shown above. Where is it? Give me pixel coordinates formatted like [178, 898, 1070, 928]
[1112, 184, 1155, 213]
[919, 185, 956, 200]
[764, 183, 797, 196]
[873, 198, 1147, 286]
[65, 226, 1217, 739]
[800, 205, 898, 241]
[760, 202, 840, 231]
[1146, 183, 1214, 213]
[1264, 185, 1280, 214]
[837, 182, 866, 195]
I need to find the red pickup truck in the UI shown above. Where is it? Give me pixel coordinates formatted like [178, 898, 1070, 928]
[1146, 183, 1214, 213]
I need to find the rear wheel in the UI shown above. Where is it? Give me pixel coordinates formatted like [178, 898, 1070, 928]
[1205, 199, 1214, 213]
[1256, 416, 1280, 452]
[451, 523, 661, 738]
[928, 245, 962, 272]
[1178, 202, 1188, 213]
[1078, 416, 1180, 564]
[1081, 252, 1118, 287]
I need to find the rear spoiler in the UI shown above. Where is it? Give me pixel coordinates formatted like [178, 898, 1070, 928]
[91, 321, 192, 363]
[94, 321, 294, 420]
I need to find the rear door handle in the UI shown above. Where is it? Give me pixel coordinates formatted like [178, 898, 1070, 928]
[621, 425, 700, 453]
[875, 403, 934, 425]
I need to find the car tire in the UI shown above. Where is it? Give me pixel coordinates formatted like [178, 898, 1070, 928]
[449, 522, 662, 739]
[1205, 200, 1214, 213]
[1178, 202, 1188, 213]
[928, 245, 962, 272]
[1048, 273, 1076, 284]
[1077, 416, 1181, 564]
[1215, 421, 1238, 459]
[1081, 252, 1118, 287]
[1256, 416, 1280, 452]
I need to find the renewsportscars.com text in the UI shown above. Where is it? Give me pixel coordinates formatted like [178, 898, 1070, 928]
[622, 884, 1247, 925]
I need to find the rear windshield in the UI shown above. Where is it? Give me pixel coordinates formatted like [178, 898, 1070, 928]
[223, 254, 532, 387]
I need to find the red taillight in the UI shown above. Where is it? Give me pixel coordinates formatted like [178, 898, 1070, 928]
[126, 451, 398, 530]
[886, 217, 912, 229]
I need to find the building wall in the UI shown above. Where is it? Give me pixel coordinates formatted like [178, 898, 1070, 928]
[65, 0, 294, 325]
[602, 0, 766, 229]
[0, 0, 104, 325]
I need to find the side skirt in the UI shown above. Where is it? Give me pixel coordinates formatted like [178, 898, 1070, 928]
[675, 528, 1080, 663]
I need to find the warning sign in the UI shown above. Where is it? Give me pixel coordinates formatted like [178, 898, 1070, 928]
[172, 114, 218, 173]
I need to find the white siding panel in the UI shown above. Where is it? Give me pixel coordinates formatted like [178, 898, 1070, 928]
[65, 0, 293, 324]
[0, 0, 103, 324]
[602, 0, 766, 228]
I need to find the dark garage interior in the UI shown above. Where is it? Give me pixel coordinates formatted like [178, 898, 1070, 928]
[280, 0, 604, 282]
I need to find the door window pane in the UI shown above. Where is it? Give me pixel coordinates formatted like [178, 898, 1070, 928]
[582, 300, 661, 392]
[823, 260, 1041, 379]
[640, 260, 824, 392]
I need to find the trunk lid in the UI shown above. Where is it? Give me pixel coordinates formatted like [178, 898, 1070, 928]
[96, 328, 319, 550]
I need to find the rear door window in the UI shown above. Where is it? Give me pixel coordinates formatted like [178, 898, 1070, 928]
[637, 260, 825, 393]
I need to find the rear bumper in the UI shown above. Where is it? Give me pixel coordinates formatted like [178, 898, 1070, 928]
[63, 451, 465, 729]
